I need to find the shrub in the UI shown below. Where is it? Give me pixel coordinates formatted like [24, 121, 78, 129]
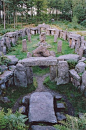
[67, 60, 77, 69]
[80, 19, 86, 27]
[0, 109, 28, 130]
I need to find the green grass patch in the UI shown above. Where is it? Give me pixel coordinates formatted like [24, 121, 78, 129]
[0, 84, 35, 112]
[43, 76, 86, 116]
[33, 66, 49, 76]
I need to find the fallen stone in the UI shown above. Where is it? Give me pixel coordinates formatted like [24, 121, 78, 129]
[69, 69, 81, 80]
[31, 125, 58, 130]
[55, 95, 62, 100]
[29, 92, 57, 124]
[19, 106, 26, 114]
[57, 103, 65, 109]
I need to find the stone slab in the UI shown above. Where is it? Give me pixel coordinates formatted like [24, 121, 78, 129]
[57, 54, 80, 62]
[29, 92, 57, 124]
[31, 125, 58, 130]
[19, 57, 58, 67]
[69, 69, 81, 80]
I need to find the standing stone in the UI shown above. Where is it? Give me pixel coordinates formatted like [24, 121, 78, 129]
[57, 40, 62, 53]
[3, 46, 6, 55]
[75, 43, 79, 54]
[40, 32, 46, 43]
[12, 37, 16, 46]
[71, 39, 75, 49]
[50, 66, 57, 81]
[63, 31, 67, 40]
[26, 67, 33, 84]
[75, 62, 85, 73]
[69, 38, 72, 47]
[28, 33, 31, 42]
[22, 39, 27, 52]
[27, 52, 32, 58]
[78, 47, 83, 59]
[14, 63, 27, 87]
[57, 61, 69, 85]
[29, 92, 57, 124]
[5, 37, 11, 50]
[54, 34, 58, 42]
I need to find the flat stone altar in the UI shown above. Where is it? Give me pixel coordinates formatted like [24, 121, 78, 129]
[28, 92, 57, 124]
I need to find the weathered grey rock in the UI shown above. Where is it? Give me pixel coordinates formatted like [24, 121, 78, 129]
[22, 39, 27, 52]
[29, 92, 57, 124]
[14, 63, 27, 87]
[19, 57, 57, 67]
[31, 125, 58, 130]
[22, 95, 29, 105]
[81, 71, 86, 91]
[75, 62, 85, 73]
[19, 106, 26, 114]
[56, 112, 66, 121]
[26, 67, 33, 84]
[78, 47, 83, 59]
[79, 57, 86, 62]
[75, 43, 79, 54]
[28, 33, 31, 42]
[57, 40, 62, 53]
[33, 45, 55, 57]
[54, 34, 58, 42]
[57, 54, 80, 62]
[57, 61, 69, 85]
[5, 55, 18, 65]
[5, 37, 11, 49]
[69, 69, 81, 88]
[0, 65, 8, 73]
[50, 65, 57, 80]
[3, 46, 6, 55]
[55, 95, 62, 100]
[40, 32, 46, 43]
[0, 71, 13, 85]
[9, 65, 16, 71]
[27, 52, 32, 58]
[69, 69, 81, 80]
[57, 103, 65, 109]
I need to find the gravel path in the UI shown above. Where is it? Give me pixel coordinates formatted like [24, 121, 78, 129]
[12, 73, 75, 116]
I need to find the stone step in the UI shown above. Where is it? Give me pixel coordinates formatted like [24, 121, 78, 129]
[56, 112, 66, 121]
[55, 95, 62, 101]
[56, 103, 65, 112]
[31, 125, 59, 130]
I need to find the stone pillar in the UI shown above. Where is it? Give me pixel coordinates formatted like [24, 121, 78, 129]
[26, 67, 33, 84]
[78, 47, 83, 59]
[5, 37, 11, 50]
[3, 46, 6, 55]
[57, 40, 62, 53]
[40, 32, 46, 43]
[54, 34, 58, 42]
[22, 39, 27, 52]
[75, 43, 79, 54]
[28, 33, 31, 42]
[14, 63, 27, 87]
[50, 66, 57, 81]
[71, 39, 75, 49]
[57, 61, 69, 85]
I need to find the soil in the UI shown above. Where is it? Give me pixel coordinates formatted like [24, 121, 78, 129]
[12, 73, 75, 116]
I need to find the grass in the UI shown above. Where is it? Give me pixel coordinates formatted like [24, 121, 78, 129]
[43, 76, 86, 116]
[7, 35, 75, 60]
[0, 84, 35, 112]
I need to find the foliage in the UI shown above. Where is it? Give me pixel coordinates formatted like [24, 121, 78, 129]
[0, 85, 35, 112]
[54, 114, 86, 130]
[67, 60, 77, 69]
[0, 55, 11, 65]
[80, 20, 86, 27]
[0, 109, 28, 130]
[43, 76, 86, 116]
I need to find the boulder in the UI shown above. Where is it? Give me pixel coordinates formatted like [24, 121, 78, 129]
[5, 55, 18, 65]
[57, 61, 69, 85]
[56, 112, 66, 121]
[75, 62, 85, 73]
[14, 63, 27, 87]
[29, 92, 57, 124]
[81, 71, 86, 91]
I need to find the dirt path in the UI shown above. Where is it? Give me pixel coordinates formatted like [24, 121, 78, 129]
[12, 73, 75, 116]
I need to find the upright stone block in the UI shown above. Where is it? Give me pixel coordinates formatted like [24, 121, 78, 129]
[28, 33, 31, 42]
[57, 61, 69, 85]
[57, 40, 62, 53]
[50, 65, 57, 80]
[22, 39, 27, 52]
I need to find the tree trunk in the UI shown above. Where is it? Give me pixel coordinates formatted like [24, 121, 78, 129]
[3, 2, 5, 29]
